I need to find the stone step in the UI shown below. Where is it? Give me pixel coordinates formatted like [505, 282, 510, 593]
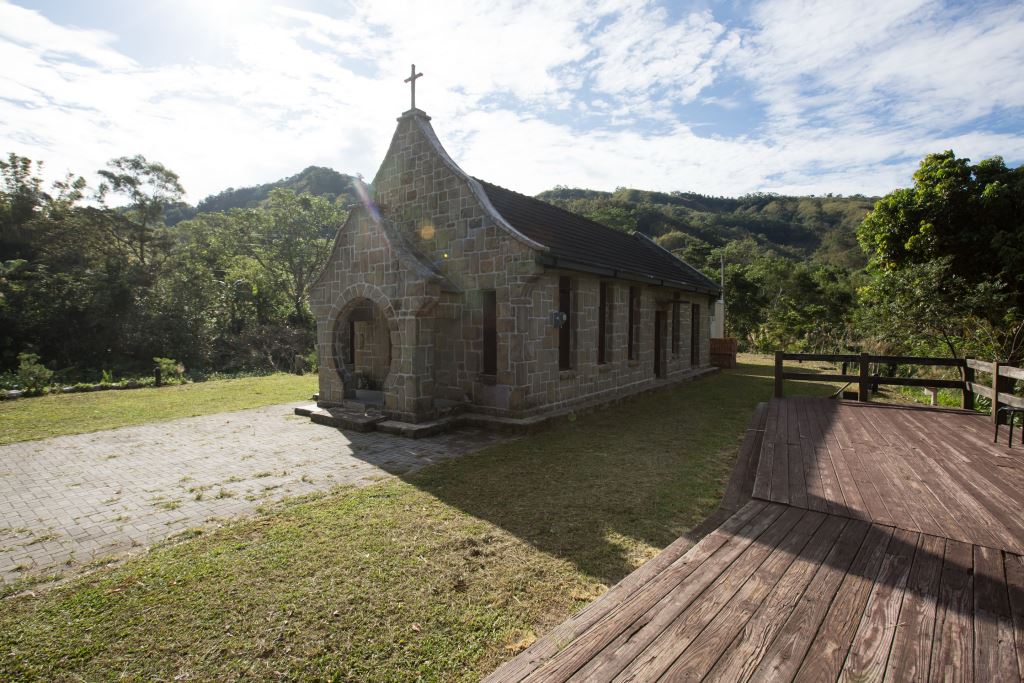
[294, 404, 319, 417]
[307, 407, 386, 432]
[376, 418, 456, 439]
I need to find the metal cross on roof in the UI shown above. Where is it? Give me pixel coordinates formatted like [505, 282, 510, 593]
[404, 64, 424, 110]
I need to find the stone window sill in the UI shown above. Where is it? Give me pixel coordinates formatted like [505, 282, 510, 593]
[627, 360, 640, 368]
[559, 370, 577, 380]
[598, 364, 612, 373]
[477, 373, 497, 385]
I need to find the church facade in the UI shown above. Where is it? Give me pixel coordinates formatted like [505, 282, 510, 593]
[309, 107, 720, 425]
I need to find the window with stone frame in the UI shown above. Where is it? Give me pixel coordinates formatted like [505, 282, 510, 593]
[558, 276, 573, 370]
[691, 302, 701, 366]
[628, 286, 640, 360]
[598, 281, 611, 364]
[482, 289, 497, 375]
[671, 298, 681, 356]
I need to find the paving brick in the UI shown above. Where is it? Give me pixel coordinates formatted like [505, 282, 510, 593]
[0, 402, 509, 584]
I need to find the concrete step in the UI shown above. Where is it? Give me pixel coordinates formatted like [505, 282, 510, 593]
[294, 404, 319, 417]
[307, 407, 386, 432]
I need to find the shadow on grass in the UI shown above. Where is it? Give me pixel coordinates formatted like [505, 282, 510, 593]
[390, 362, 832, 586]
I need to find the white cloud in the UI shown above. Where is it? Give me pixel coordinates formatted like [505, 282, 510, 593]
[0, 0, 1021, 205]
[588, 4, 739, 105]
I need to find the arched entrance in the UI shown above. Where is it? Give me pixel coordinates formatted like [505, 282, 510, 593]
[331, 297, 393, 404]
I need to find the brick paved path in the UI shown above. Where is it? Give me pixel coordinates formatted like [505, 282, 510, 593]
[0, 403, 509, 585]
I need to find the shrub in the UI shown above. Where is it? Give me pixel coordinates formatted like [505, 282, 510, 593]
[17, 353, 53, 395]
[153, 357, 185, 384]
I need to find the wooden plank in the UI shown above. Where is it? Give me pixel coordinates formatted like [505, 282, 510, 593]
[875, 408, 999, 549]
[662, 514, 847, 681]
[1005, 553, 1024, 681]
[788, 438, 809, 510]
[752, 401, 779, 501]
[809, 400, 866, 518]
[567, 509, 809, 682]
[844, 444, 896, 526]
[787, 399, 802, 445]
[719, 403, 768, 512]
[1000, 365, 1024, 381]
[782, 353, 860, 362]
[792, 523, 896, 682]
[783, 372, 859, 383]
[924, 442, 1024, 554]
[749, 522, 890, 682]
[855, 406, 949, 538]
[797, 400, 829, 513]
[602, 509, 823, 682]
[884, 535, 946, 682]
[769, 442, 790, 505]
[930, 539, 974, 683]
[968, 359, 995, 373]
[707, 516, 862, 682]
[520, 504, 790, 682]
[878, 377, 965, 389]
[869, 355, 966, 367]
[805, 400, 855, 517]
[968, 382, 995, 399]
[974, 545, 1019, 682]
[998, 392, 1024, 409]
[484, 501, 770, 682]
[895, 408, 1023, 552]
[841, 528, 920, 680]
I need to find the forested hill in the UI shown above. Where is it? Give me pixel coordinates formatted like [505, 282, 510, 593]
[164, 166, 359, 225]
[536, 187, 876, 271]
[168, 167, 876, 271]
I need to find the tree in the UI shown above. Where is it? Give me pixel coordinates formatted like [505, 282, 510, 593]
[0, 153, 45, 260]
[96, 155, 184, 266]
[227, 188, 346, 325]
[857, 151, 1024, 362]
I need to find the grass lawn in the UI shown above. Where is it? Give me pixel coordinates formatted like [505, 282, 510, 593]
[0, 373, 318, 445]
[0, 356, 833, 681]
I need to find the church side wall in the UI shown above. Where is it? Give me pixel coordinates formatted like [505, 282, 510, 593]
[508, 272, 713, 417]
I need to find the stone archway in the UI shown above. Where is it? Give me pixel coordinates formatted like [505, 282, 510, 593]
[332, 298, 392, 395]
[322, 284, 401, 405]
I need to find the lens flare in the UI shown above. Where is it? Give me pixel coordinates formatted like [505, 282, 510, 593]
[353, 176, 381, 224]
[419, 222, 436, 240]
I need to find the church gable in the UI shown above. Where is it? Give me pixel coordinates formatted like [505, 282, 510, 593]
[370, 109, 542, 292]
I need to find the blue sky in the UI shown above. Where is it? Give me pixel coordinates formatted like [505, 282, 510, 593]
[1, 0, 1022, 203]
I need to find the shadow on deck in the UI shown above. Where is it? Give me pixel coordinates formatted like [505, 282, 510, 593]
[488, 397, 1024, 682]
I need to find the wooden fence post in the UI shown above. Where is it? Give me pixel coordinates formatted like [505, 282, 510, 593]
[993, 361, 1003, 425]
[962, 361, 974, 410]
[858, 352, 870, 402]
[774, 351, 784, 398]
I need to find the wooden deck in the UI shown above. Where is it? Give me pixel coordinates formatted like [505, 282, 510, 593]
[486, 398, 1024, 682]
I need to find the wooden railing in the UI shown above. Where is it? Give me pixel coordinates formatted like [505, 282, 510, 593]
[964, 359, 1024, 423]
[774, 351, 1024, 420]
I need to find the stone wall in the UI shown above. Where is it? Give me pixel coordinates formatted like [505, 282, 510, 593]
[502, 272, 713, 416]
[311, 108, 715, 423]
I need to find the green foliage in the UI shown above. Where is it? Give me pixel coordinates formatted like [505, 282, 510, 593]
[152, 357, 184, 383]
[857, 151, 1024, 362]
[0, 154, 345, 379]
[16, 352, 52, 394]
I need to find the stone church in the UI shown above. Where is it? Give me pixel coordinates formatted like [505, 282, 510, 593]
[309, 103, 720, 428]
